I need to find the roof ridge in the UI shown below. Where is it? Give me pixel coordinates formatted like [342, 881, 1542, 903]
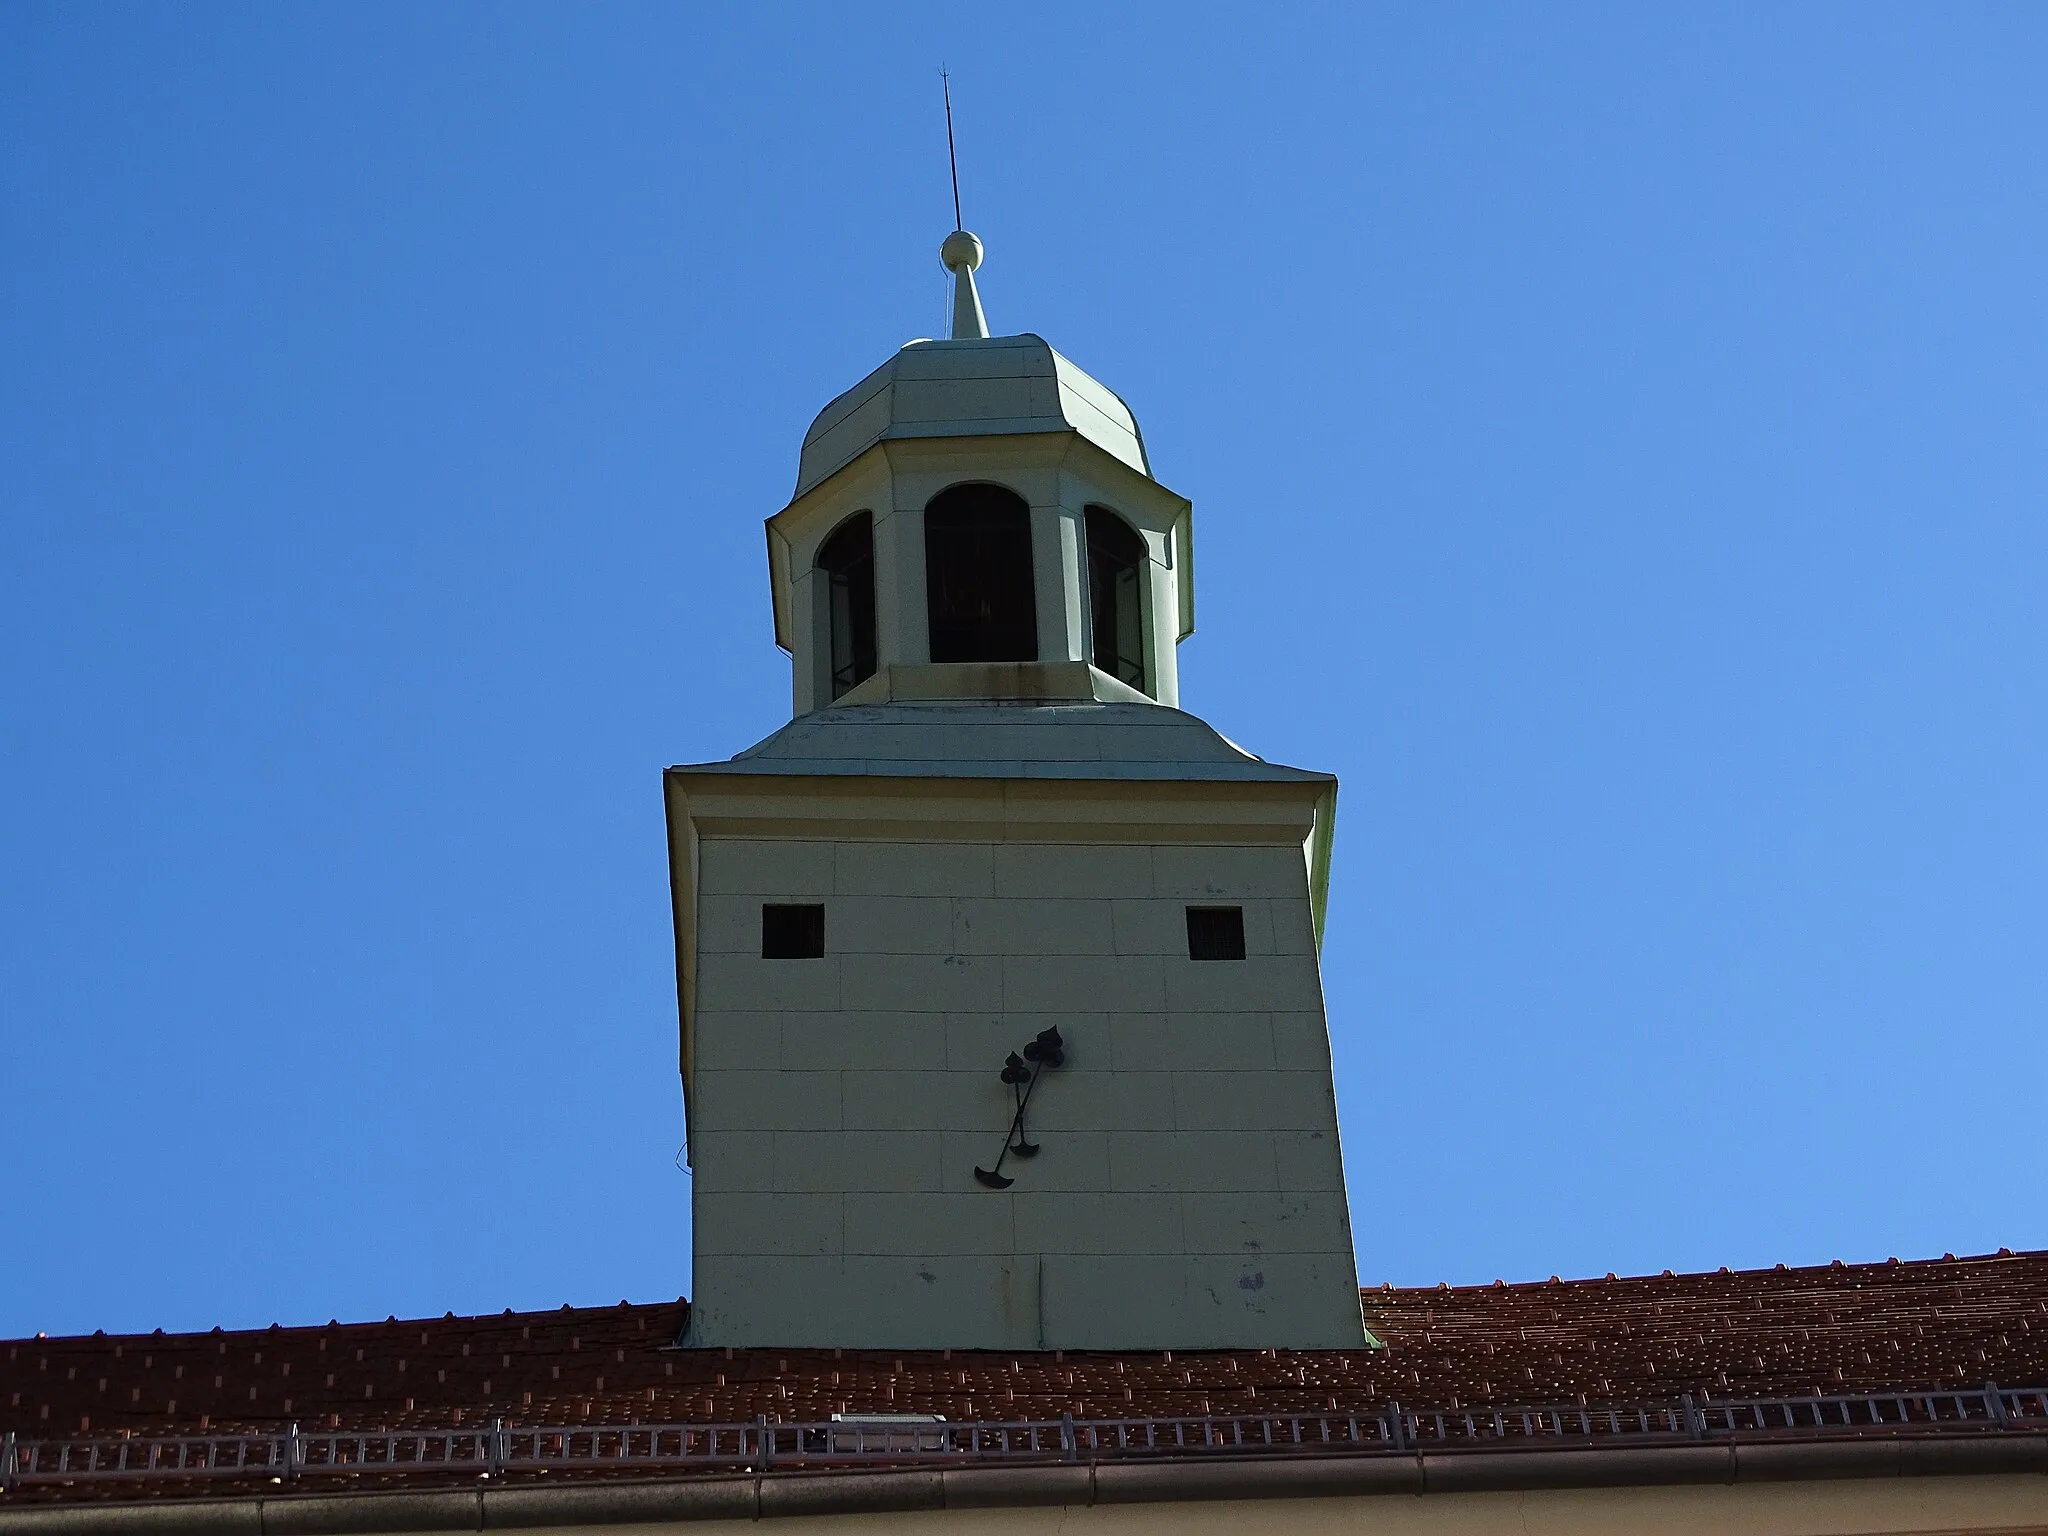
[1366, 1248, 2045, 1296]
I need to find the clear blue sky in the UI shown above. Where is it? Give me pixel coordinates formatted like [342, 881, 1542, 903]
[4, 3, 2044, 1339]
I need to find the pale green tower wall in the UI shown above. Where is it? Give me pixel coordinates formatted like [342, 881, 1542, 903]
[666, 752, 1364, 1351]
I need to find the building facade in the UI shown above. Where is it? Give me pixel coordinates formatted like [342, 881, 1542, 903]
[5, 233, 2046, 1536]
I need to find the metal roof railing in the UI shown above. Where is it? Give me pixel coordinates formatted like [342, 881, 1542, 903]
[5, 1383, 2045, 1492]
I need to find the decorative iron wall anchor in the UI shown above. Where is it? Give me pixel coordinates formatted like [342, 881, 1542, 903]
[973, 1027, 1065, 1189]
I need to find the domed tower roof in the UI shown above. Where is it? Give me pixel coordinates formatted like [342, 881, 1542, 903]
[794, 332, 1153, 499]
[763, 232, 1197, 720]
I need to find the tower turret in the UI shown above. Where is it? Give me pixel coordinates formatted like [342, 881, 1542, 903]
[768, 234, 1194, 716]
[666, 235, 1360, 1350]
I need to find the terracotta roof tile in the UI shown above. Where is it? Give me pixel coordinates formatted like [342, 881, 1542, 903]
[1360, 1249, 2048, 1407]
[3, 1251, 2042, 1446]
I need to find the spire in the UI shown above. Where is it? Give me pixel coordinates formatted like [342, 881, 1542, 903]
[941, 230, 989, 340]
[936, 72, 988, 340]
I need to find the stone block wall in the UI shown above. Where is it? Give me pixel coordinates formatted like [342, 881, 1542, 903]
[684, 834, 1364, 1350]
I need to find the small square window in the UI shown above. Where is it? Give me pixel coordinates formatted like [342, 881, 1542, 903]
[1186, 906, 1245, 961]
[761, 903, 825, 959]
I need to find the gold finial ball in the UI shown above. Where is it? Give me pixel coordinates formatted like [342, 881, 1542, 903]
[940, 229, 983, 274]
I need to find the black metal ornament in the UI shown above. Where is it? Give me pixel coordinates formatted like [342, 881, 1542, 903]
[974, 1027, 1065, 1189]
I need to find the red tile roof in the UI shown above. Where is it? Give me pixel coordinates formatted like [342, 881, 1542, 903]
[5, 1250, 2042, 1448]
[1363, 1249, 2048, 1407]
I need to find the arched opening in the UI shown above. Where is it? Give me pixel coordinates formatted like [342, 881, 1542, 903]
[924, 484, 1037, 664]
[1086, 506, 1147, 692]
[818, 511, 877, 699]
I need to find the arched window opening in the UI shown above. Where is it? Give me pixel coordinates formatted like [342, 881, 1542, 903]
[818, 511, 877, 700]
[1086, 506, 1148, 692]
[924, 484, 1038, 664]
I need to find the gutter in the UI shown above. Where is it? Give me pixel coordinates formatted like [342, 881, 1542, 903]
[2, 1434, 2045, 1534]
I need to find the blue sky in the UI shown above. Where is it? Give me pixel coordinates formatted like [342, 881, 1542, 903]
[3, 3, 2044, 1338]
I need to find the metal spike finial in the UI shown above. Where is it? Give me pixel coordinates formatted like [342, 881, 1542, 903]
[938, 68, 988, 340]
[942, 66, 963, 232]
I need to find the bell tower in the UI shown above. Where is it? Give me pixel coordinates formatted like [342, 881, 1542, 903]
[664, 233, 1363, 1349]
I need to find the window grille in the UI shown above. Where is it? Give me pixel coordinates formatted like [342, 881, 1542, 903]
[762, 904, 825, 959]
[1186, 906, 1245, 961]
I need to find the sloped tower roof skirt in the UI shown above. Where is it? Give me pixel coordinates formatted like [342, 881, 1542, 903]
[670, 700, 1333, 785]
[795, 333, 1152, 498]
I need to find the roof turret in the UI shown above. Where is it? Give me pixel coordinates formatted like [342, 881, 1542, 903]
[767, 231, 1191, 719]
